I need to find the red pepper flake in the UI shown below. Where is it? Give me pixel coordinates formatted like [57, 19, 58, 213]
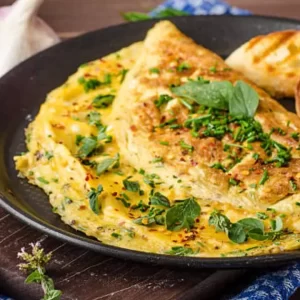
[182, 150, 189, 156]
[85, 174, 89, 181]
[51, 123, 65, 129]
[180, 157, 186, 162]
[112, 192, 118, 196]
[172, 240, 178, 243]
[196, 218, 200, 223]
[70, 220, 76, 225]
[114, 208, 119, 212]
[149, 229, 158, 232]
[114, 182, 119, 185]
[117, 63, 123, 68]
[84, 73, 92, 77]
[191, 160, 198, 166]
[130, 125, 137, 132]
[200, 226, 205, 230]
[79, 205, 86, 210]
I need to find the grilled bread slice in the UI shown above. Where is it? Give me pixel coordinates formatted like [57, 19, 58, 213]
[226, 30, 300, 98]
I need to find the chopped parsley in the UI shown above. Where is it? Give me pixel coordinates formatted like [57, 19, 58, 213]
[165, 197, 200, 231]
[116, 193, 131, 208]
[149, 191, 170, 207]
[87, 184, 103, 215]
[123, 178, 140, 193]
[92, 94, 115, 108]
[256, 212, 268, 220]
[177, 62, 191, 72]
[154, 94, 173, 108]
[119, 69, 129, 83]
[133, 207, 165, 226]
[289, 179, 297, 191]
[149, 67, 160, 74]
[96, 154, 120, 175]
[78, 77, 101, 92]
[77, 137, 98, 159]
[151, 157, 163, 164]
[291, 132, 300, 141]
[111, 232, 121, 239]
[210, 162, 227, 172]
[44, 151, 53, 160]
[159, 141, 169, 146]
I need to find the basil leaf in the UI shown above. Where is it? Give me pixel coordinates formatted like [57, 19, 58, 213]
[123, 179, 140, 192]
[149, 192, 170, 207]
[172, 80, 233, 110]
[229, 81, 259, 118]
[208, 210, 231, 233]
[92, 94, 115, 108]
[78, 137, 98, 159]
[165, 246, 195, 256]
[122, 12, 151, 22]
[166, 197, 201, 231]
[228, 223, 247, 244]
[237, 218, 264, 233]
[248, 228, 269, 241]
[88, 184, 103, 214]
[96, 154, 119, 175]
[155, 94, 173, 108]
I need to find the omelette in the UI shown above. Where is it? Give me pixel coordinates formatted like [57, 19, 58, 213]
[15, 21, 300, 258]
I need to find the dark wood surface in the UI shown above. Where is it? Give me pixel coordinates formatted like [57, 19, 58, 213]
[1, 1, 300, 299]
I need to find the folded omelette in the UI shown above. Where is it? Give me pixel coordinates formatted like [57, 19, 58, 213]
[15, 21, 300, 257]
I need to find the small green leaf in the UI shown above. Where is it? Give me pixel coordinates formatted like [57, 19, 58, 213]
[92, 94, 115, 108]
[237, 218, 264, 233]
[37, 177, 49, 185]
[166, 198, 200, 231]
[247, 228, 269, 241]
[123, 179, 140, 192]
[208, 210, 231, 233]
[165, 246, 195, 256]
[229, 81, 259, 118]
[25, 270, 42, 283]
[156, 8, 189, 17]
[88, 185, 103, 214]
[172, 80, 233, 110]
[228, 223, 247, 244]
[155, 94, 173, 108]
[122, 12, 151, 22]
[149, 192, 170, 207]
[96, 154, 119, 175]
[149, 67, 160, 74]
[78, 137, 98, 159]
[44, 289, 62, 300]
[259, 170, 269, 185]
[271, 216, 283, 232]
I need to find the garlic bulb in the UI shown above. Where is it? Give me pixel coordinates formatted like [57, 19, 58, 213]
[0, 0, 60, 77]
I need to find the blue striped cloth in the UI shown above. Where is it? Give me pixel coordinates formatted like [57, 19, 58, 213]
[151, 1, 300, 300]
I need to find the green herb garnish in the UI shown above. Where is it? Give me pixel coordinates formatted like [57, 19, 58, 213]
[149, 67, 160, 74]
[96, 154, 120, 175]
[87, 184, 103, 214]
[149, 192, 170, 207]
[123, 178, 140, 192]
[155, 94, 173, 108]
[92, 94, 115, 108]
[78, 77, 101, 92]
[18, 242, 62, 300]
[179, 140, 194, 152]
[165, 246, 195, 256]
[165, 197, 200, 231]
[77, 137, 98, 159]
[37, 177, 49, 185]
[259, 170, 269, 185]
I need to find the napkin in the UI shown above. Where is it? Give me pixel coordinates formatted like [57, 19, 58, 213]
[151, 1, 300, 300]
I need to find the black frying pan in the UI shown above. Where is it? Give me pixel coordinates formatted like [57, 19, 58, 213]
[1, 15, 300, 268]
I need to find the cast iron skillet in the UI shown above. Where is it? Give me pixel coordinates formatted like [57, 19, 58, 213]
[1, 16, 300, 268]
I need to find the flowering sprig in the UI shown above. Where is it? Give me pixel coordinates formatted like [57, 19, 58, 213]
[18, 242, 62, 300]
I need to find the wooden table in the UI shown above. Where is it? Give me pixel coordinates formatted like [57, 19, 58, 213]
[0, 1, 300, 299]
